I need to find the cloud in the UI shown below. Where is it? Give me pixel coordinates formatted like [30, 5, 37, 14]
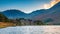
[44, 0, 60, 9]
[50, 0, 60, 6]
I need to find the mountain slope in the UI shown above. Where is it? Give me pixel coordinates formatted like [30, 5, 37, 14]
[33, 2, 60, 24]
[0, 2, 60, 25]
[28, 9, 50, 19]
[2, 9, 27, 19]
[0, 13, 8, 22]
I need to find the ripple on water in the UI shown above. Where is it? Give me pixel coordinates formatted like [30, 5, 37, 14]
[0, 26, 60, 34]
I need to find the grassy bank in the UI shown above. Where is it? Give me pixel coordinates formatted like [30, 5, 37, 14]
[0, 22, 16, 28]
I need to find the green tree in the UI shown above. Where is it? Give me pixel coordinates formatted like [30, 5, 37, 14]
[0, 13, 8, 22]
[34, 20, 44, 25]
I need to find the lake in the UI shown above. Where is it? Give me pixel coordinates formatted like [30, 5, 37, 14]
[0, 26, 60, 34]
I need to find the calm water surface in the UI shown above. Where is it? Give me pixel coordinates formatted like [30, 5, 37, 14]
[0, 26, 60, 34]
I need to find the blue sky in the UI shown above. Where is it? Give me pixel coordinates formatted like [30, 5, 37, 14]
[0, 0, 51, 13]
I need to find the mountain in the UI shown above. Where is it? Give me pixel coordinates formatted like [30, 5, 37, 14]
[32, 2, 60, 24]
[0, 2, 60, 25]
[49, 2, 60, 11]
[28, 9, 48, 19]
[2, 9, 28, 19]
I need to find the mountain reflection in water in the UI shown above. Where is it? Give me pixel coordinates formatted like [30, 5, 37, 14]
[0, 26, 60, 34]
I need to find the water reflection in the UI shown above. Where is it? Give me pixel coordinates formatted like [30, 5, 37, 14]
[0, 26, 60, 34]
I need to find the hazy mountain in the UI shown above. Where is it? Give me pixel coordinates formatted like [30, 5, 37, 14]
[2, 9, 28, 19]
[33, 2, 60, 24]
[28, 9, 48, 19]
[0, 2, 60, 24]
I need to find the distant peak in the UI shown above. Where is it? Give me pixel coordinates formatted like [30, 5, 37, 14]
[3, 9, 26, 14]
[4, 9, 21, 11]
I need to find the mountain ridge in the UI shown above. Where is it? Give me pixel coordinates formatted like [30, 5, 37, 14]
[1, 9, 28, 19]
[0, 2, 60, 24]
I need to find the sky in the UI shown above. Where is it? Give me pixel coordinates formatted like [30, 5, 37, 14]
[0, 0, 59, 13]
